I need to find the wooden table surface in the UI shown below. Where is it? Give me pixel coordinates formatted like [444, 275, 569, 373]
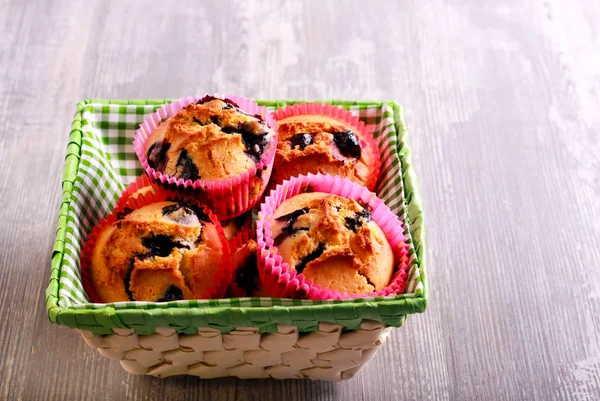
[1, 1, 599, 400]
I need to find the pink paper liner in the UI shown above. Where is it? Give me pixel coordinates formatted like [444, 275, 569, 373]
[133, 94, 278, 220]
[114, 175, 158, 211]
[272, 103, 381, 191]
[80, 188, 232, 303]
[256, 173, 409, 300]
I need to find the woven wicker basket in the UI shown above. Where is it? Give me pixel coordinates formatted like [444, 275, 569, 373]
[46, 99, 427, 381]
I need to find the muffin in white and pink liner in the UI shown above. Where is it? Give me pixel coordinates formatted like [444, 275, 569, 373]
[133, 94, 278, 220]
[271, 103, 381, 191]
[256, 173, 409, 300]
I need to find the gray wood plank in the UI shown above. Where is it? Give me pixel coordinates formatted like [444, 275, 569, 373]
[1, 0, 599, 400]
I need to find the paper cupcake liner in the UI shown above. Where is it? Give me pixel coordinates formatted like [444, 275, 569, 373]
[80, 188, 232, 303]
[256, 173, 409, 300]
[133, 94, 278, 220]
[114, 175, 158, 211]
[272, 103, 381, 191]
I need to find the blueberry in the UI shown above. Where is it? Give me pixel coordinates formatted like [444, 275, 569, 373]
[344, 209, 372, 232]
[161, 203, 201, 225]
[116, 207, 133, 221]
[235, 255, 259, 296]
[210, 115, 220, 125]
[333, 130, 361, 159]
[175, 149, 199, 181]
[289, 133, 314, 150]
[141, 235, 190, 258]
[274, 208, 310, 245]
[196, 96, 240, 109]
[295, 243, 326, 274]
[157, 285, 184, 302]
[241, 121, 271, 162]
[147, 139, 171, 172]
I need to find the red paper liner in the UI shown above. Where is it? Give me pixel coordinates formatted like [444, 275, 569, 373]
[226, 226, 261, 298]
[114, 175, 158, 211]
[272, 103, 381, 191]
[80, 188, 232, 303]
[256, 173, 409, 300]
[133, 94, 278, 220]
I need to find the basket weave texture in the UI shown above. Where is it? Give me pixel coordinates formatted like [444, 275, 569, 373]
[46, 99, 427, 380]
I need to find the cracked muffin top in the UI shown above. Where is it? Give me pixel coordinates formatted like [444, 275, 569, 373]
[90, 201, 227, 302]
[272, 115, 378, 190]
[143, 96, 274, 182]
[270, 192, 394, 295]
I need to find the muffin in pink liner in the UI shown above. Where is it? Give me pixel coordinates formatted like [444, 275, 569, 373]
[114, 174, 159, 211]
[256, 173, 409, 300]
[271, 103, 381, 191]
[226, 226, 270, 298]
[80, 188, 232, 303]
[133, 94, 278, 220]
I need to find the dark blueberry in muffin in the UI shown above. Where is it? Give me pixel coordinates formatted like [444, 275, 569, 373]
[295, 243, 326, 274]
[196, 95, 240, 109]
[162, 203, 200, 225]
[193, 116, 208, 126]
[210, 115, 220, 125]
[175, 149, 199, 181]
[234, 255, 259, 296]
[116, 207, 134, 221]
[289, 133, 314, 150]
[241, 121, 271, 162]
[344, 209, 372, 232]
[333, 130, 361, 159]
[147, 139, 171, 171]
[141, 234, 190, 258]
[157, 285, 184, 302]
[274, 208, 310, 245]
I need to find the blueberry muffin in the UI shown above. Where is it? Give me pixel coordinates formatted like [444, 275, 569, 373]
[272, 114, 378, 190]
[220, 211, 253, 241]
[227, 239, 268, 297]
[270, 192, 393, 295]
[144, 96, 274, 182]
[89, 201, 228, 302]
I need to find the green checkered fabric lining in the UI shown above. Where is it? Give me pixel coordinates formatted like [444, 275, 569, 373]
[48, 99, 425, 334]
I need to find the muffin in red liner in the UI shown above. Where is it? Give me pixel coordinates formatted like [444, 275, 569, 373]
[114, 175, 158, 211]
[256, 173, 409, 300]
[80, 188, 232, 303]
[226, 226, 269, 298]
[271, 103, 381, 191]
[133, 94, 278, 220]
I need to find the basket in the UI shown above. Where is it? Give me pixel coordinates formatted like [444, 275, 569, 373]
[46, 98, 427, 381]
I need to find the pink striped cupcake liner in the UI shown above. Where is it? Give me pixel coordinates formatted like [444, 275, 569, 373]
[133, 94, 278, 220]
[272, 103, 381, 191]
[256, 173, 409, 300]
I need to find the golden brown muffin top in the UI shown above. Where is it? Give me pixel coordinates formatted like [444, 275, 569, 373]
[272, 115, 375, 187]
[144, 97, 274, 181]
[270, 192, 393, 295]
[90, 201, 225, 302]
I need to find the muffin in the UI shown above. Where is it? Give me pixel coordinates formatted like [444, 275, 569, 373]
[227, 239, 268, 297]
[270, 192, 393, 295]
[143, 96, 274, 182]
[89, 201, 229, 302]
[272, 111, 379, 190]
[115, 176, 157, 211]
[220, 211, 253, 241]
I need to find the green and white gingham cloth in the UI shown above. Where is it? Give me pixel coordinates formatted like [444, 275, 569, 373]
[59, 101, 423, 309]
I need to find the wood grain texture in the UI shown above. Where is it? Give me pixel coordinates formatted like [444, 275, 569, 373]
[0, 0, 599, 400]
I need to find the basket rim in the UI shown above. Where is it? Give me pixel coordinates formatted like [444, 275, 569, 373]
[46, 98, 427, 335]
